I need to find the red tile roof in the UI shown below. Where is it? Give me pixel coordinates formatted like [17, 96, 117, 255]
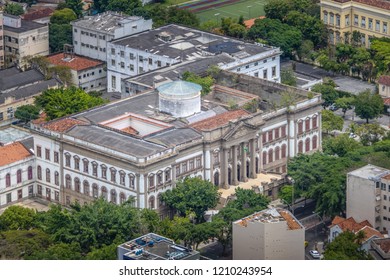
[0, 142, 32, 166]
[332, 0, 390, 10]
[191, 109, 249, 131]
[331, 216, 373, 233]
[31, 112, 47, 125]
[379, 76, 390, 87]
[382, 173, 390, 180]
[22, 7, 54, 21]
[43, 118, 87, 133]
[46, 53, 104, 71]
[244, 16, 266, 29]
[358, 226, 384, 242]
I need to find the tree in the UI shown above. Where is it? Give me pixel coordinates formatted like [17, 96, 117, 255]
[371, 38, 390, 73]
[324, 231, 372, 260]
[182, 72, 214, 96]
[323, 133, 362, 157]
[50, 8, 77, 24]
[335, 97, 354, 117]
[5, 3, 24, 16]
[278, 185, 295, 205]
[322, 110, 343, 134]
[161, 177, 219, 223]
[0, 206, 37, 231]
[264, 0, 291, 21]
[64, 0, 83, 18]
[281, 69, 297, 86]
[354, 90, 384, 123]
[49, 23, 72, 53]
[35, 86, 107, 120]
[14, 105, 40, 123]
[356, 123, 386, 146]
[311, 83, 339, 108]
[27, 242, 83, 260]
[297, 40, 314, 61]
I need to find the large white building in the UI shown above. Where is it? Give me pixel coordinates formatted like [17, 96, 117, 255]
[71, 12, 152, 61]
[347, 164, 390, 232]
[232, 208, 305, 260]
[106, 24, 282, 93]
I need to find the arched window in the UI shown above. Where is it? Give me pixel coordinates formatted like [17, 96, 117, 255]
[74, 156, 80, 170]
[92, 183, 98, 198]
[6, 173, 11, 187]
[305, 137, 311, 152]
[120, 192, 126, 204]
[214, 171, 219, 186]
[83, 180, 90, 196]
[119, 171, 126, 186]
[275, 147, 280, 161]
[74, 177, 81, 192]
[298, 141, 303, 154]
[312, 135, 318, 150]
[37, 165, 42, 180]
[65, 174, 71, 188]
[149, 196, 155, 209]
[55, 171, 59, 186]
[148, 174, 155, 189]
[262, 151, 267, 165]
[110, 189, 117, 204]
[46, 168, 51, 183]
[268, 149, 273, 163]
[298, 121, 303, 134]
[281, 144, 287, 158]
[110, 168, 116, 183]
[27, 166, 32, 180]
[312, 115, 318, 129]
[305, 118, 310, 131]
[101, 187, 108, 200]
[129, 174, 135, 189]
[17, 169, 22, 183]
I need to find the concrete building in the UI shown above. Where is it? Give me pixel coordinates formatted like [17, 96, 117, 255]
[0, 13, 4, 69]
[71, 11, 152, 61]
[232, 208, 305, 260]
[370, 238, 390, 259]
[29, 72, 322, 213]
[347, 164, 390, 232]
[46, 51, 106, 92]
[0, 126, 36, 207]
[320, 0, 390, 47]
[107, 24, 282, 92]
[117, 233, 200, 260]
[0, 67, 60, 125]
[3, 14, 49, 70]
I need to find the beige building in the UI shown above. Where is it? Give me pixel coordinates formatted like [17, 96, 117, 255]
[3, 14, 49, 70]
[0, 13, 4, 69]
[347, 164, 390, 232]
[378, 76, 390, 98]
[320, 0, 390, 47]
[232, 208, 305, 260]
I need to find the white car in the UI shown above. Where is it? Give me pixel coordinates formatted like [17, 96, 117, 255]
[309, 250, 321, 259]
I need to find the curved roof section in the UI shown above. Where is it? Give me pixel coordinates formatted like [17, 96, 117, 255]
[157, 81, 202, 98]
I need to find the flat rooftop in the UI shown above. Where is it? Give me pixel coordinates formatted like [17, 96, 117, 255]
[348, 164, 390, 180]
[4, 18, 46, 33]
[234, 208, 303, 230]
[0, 127, 33, 145]
[71, 11, 144, 33]
[112, 24, 278, 61]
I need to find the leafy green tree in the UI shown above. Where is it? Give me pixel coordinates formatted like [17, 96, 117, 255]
[86, 241, 122, 260]
[354, 90, 384, 123]
[281, 69, 297, 86]
[50, 8, 77, 24]
[312, 83, 339, 108]
[182, 72, 214, 96]
[356, 123, 386, 146]
[335, 96, 354, 117]
[278, 185, 295, 205]
[107, 0, 142, 15]
[0, 206, 37, 231]
[35, 86, 107, 120]
[27, 242, 83, 260]
[161, 177, 219, 223]
[5, 3, 24, 16]
[324, 231, 372, 260]
[14, 105, 40, 123]
[323, 134, 362, 157]
[264, 0, 291, 21]
[49, 23, 72, 53]
[64, 0, 83, 17]
[322, 109, 344, 134]
[371, 38, 390, 73]
[297, 40, 314, 61]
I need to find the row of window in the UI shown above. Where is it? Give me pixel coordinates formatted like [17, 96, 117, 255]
[36, 146, 59, 163]
[237, 57, 277, 72]
[37, 185, 60, 202]
[37, 166, 59, 186]
[297, 136, 318, 154]
[262, 144, 287, 165]
[253, 67, 277, 79]
[297, 116, 318, 135]
[263, 125, 288, 145]
[75, 29, 106, 40]
[78, 69, 103, 80]
[376, 182, 390, 192]
[3, 166, 33, 187]
[110, 59, 165, 71]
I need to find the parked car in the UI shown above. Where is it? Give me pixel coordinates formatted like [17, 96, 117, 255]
[309, 250, 321, 259]
[329, 104, 338, 111]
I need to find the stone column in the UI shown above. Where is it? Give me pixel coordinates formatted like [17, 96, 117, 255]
[222, 148, 229, 189]
[241, 142, 248, 182]
[250, 139, 256, 179]
[232, 145, 238, 185]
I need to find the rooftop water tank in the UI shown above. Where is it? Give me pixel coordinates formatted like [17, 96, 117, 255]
[158, 80, 202, 118]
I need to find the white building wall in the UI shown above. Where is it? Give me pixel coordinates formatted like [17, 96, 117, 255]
[76, 65, 107, 92]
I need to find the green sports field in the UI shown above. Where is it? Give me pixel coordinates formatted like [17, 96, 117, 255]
[193, 0, 267, 23]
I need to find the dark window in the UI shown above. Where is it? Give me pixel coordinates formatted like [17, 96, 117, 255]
[281, 144, 287, 158]
[165, 169, 171, 182]
[37, 166, 42, 180]
[83, 159, 89, 173]
[55, 171, 59, 186]
[312, 116, 318, 128]
[36, 146, 41, 157]
[281, 125, 286, 137]
[6, 173, 11, 187]
[157, 172, 163, 185]
[305, 138, 311, 152]
[54, 152, 59, 163]
[28, 166, 33, 180]
[298, 122, 303, 134]
[46, 168, 50, 183]
[45, 148, 50, 160]
[74, 156, 80, 170]
[110, 168, 116, 183]
[65, 154, 71, 167]
[268, 130, 273, 142]
[120, 171, 125, 186]
[305, 119, 310, 131]
[129, 174, 135, 189]
[17, 169, 22, 183]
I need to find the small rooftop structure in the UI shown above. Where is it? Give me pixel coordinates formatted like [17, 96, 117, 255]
[348, 164, 390, 181]
[117, 233, 200, 260]
[0, 126, 32, 145]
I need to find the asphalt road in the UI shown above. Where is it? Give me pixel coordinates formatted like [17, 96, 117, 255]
[332, 108, 390, 132]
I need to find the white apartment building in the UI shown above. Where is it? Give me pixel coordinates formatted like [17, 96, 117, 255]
[107, 24, 281, 92]
[232, 208, 305, 260]
[347, 164, 390, 232]
[3, 14, 49, 70]
[71, 11, 152, 61]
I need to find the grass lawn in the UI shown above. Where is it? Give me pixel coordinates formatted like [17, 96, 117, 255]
[194, 0, 267, 23]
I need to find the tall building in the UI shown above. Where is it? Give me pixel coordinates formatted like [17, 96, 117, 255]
[3, 14, 49, 70]
[347, 164, 390, 232]
[320, 0, 390, 47]
[71, 11, 152, 61]
[0, 12, 4, 69]
[232, 208, 305, 260]
[107, 24, 282, 92]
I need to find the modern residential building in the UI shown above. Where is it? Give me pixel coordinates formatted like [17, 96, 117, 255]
[0, 126, 36, 207]
[0, 67, 60, 125]
[3, 14, 49, 69]
[117, 233, 200, 260]
[320, 0, 390, 47]
[328, 216, 383, 251]
[232, 208, 305, 260]
[0, 12, 4, 69]
[29, 72, 322, 216]
[71, 11, 152, 61]
[46, 50, 106, 92]
[347, 164, 390, 232]
[107, 24, 282, 92]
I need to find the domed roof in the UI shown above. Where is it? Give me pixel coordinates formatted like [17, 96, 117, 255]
[157, 80, 202, 98]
